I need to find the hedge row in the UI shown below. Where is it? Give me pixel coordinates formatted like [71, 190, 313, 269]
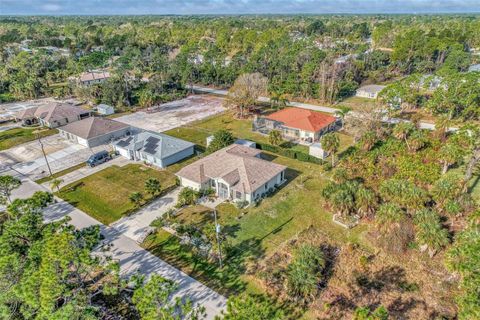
[255, 142, 324, 165]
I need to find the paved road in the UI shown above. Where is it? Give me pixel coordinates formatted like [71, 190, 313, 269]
[111, 188, 180, 243]
[4, 177, 227, 319]
[189, 85, 458, 132]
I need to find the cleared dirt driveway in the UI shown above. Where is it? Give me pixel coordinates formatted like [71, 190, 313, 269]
[115, 95, 225, 132]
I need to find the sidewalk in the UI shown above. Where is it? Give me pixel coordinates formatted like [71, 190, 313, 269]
[111, 188, 181, 242]
[41, 156, 132, 190]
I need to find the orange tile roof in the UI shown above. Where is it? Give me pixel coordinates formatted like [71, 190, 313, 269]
[265, 107, 337, 132]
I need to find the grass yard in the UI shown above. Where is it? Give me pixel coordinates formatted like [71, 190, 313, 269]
[58, 164, 177, 225]
[165, 111, 309, 153]
[35, 162, 87, 184]
[0, 127, 58, 151]
[143, 151, 368, 296]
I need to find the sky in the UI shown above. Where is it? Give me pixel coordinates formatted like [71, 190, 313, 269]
[0, 0, 479, 15]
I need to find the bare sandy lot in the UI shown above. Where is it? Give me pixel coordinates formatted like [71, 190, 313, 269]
[115, 95, 225, 132]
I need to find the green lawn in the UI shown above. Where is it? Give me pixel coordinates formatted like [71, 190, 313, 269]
[58, 164, 177, 225]
[0, 127, 58, 151]
[164, 112, 309, 153]
[143, 151, 368, 296]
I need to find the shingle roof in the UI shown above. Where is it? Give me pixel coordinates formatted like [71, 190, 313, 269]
[357, 85, 386, 94]
[15, 102, 89, 122]
[265, 107, 337, 132]
[113, 131, 195, 160]
[60, 117, 129, 139]
[176, 144, 286, 193]
[78, 70, 111, 82]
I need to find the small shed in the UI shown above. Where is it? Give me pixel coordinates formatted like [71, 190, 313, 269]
[96, 104, 115, 116]
[356, 85, 386, 99]
[235, 139, 256, 149]
[309, 143, 329, 160]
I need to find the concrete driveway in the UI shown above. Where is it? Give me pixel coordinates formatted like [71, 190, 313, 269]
[4, 179, 226, 319]
[115, 95, 225, 132]
[111, 188, 180, 242]
[0, 134, 110, 180]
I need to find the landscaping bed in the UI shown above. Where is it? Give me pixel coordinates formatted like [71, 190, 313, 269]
[58, 164, 177, 225]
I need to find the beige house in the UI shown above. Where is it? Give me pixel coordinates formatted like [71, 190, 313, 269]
[176, 145, 287, 204]
[59, 117, 131, 147]
[71, 70, 111, 86]
[15, 102, 91, 128]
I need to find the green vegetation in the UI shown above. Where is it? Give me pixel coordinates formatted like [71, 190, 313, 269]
[0, 127, 57, 151]
[0, 192, 203, 319]
[58, 164, 176, 224]
[35, 162, 86, 184]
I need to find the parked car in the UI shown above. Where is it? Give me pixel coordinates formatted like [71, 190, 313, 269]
[86, 150, 111, 167]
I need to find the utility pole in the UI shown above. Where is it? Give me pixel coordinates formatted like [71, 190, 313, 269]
[213, 209, 223, 268]
[36, 132, 53, 177]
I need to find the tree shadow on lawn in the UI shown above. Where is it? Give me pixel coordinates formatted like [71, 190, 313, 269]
[147, 233, 266, 295]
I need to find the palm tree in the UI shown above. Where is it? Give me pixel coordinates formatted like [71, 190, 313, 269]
[145, 178, 161, 197]
[335, 106, 351, 130]
[50, 178, 64, 193]
[321, 133, 340, 166]
[438, 143, 464, 174]
[129, 192, 144, 208]
[355, 187, 377, 217]
[331, 188, 355, 218]
[406, 130, 426, 152]
[435, 115, 451, 142]
[413, 209, 449, 257]
[268, 130, 283, 146]
[359, 131, 377, 151]
[392, 122, 415, 150]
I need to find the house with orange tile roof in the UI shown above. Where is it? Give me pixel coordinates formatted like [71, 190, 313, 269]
[253, 107, 338, 144]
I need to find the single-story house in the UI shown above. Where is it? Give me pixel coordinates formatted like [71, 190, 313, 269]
[59, 117, 131, 147]
[355, 85, 386, 99]
[96, 104, 115, 115]
[70, 70, 111, 86]
[113, 131, 195, 168]
[176, 144, 287, 204]
[15, 102, 92, 128]
[253, 107, 337, 144]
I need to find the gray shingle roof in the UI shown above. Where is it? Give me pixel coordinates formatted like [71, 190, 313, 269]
[114, 131, 194, 160]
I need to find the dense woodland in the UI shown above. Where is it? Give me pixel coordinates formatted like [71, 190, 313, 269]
[0, 15, 479, 119]
[0, 15, 480, 320]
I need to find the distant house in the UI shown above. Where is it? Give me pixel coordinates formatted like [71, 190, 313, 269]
[418, 75, 443, 91]
[468, 64, 480, 73]
[113, 131, 195, 168]
[15, 102, 92, 128]
[96, 104, 115, 116]
[176, 145, 287, 204]
[59, 117, 131, 148]
[71, 70, 111, 86]
[355, 85, 386, 99]
[253, 107, 337, 144]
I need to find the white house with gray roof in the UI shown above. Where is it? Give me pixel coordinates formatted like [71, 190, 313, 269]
[113, 131, 195, 168]
[356, 84, 386, 99]
[176, 144, 287, 204]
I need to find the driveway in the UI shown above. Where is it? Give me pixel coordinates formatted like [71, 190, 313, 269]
[115, 95, 225, 132]
[5, 179, 226, 319]
[0, 134, 110, 180]
[41, 156, 133, 190]
[111, 188, 180, 242]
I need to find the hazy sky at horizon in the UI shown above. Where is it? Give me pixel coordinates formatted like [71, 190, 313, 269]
[1, 0, 479, 15]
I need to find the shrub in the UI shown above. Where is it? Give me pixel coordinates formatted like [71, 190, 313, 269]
[176, 187, 200, 207]
[207, 129, 235, 153]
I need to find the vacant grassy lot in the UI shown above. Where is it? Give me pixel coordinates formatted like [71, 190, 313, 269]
[143, 150, 367, 296]
[59, 164, 177, 225]
[0, 127, 58, 151]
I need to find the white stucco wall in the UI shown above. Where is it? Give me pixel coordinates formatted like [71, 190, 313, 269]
[179, 177, 202, 191]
